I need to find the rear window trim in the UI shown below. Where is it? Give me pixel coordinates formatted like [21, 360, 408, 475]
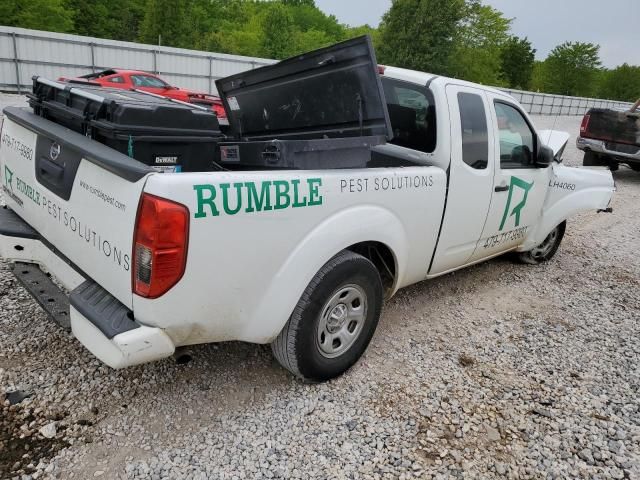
[457, 91, 489, 170]
[381, 76, 437, 154]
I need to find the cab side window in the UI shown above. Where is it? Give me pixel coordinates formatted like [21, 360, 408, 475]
[381, 77, 437, 153]
[495, 102, 535, 168]
[109, 76, 124, 84]
[457, 92, 488, 170]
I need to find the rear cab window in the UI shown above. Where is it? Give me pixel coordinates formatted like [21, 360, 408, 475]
[457, 92, 489, 169]
[381, 77, 436, 153]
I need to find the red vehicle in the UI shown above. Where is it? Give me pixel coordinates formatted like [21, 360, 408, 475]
[59, 69, 227, 122]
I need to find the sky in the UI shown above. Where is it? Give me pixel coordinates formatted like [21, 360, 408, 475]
[314, 0, 640, 68]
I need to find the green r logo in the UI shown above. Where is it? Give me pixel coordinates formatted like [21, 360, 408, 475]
[3, 165, 14, 191]
[499, 176, 534, 231]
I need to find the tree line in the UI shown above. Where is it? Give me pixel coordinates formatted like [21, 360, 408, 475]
[1, 0, 638, 102]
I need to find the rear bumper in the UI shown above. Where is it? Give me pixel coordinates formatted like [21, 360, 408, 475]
[70, 303, 175, 369]
[0, 206, 175, 368]
[577, 136, 640, 164]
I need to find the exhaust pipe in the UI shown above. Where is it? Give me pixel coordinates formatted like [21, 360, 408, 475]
[173, 347, 193, 365]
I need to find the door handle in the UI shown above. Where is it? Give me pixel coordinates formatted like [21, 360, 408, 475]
[39, 157, 64, 182]
[495, 185, 509, 192]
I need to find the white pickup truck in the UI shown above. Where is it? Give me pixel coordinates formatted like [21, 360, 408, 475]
[0, 37, 614, 382]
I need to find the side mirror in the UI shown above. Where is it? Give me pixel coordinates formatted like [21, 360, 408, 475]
[536, 145, 554, 168]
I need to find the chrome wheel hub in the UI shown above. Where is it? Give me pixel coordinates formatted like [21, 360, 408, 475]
[326, 303, 348, 333]
[531, 227, 558, 260]
[316, 284, 367, 359]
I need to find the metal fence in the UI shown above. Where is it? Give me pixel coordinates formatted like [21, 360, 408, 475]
[501, 88, 633, 116]
[0, 26, 276, 95]
[0, 26, 634, 115]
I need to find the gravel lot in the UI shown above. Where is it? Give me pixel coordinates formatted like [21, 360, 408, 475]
[1, 93, 639, 480]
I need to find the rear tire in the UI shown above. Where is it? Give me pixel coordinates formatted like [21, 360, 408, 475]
[517, 222, 566, 265]
[271, 250, 383, 383]
[583, 151, 604, 167]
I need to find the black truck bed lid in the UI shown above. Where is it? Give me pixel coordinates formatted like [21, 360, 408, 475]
[215, 35, 392, 141]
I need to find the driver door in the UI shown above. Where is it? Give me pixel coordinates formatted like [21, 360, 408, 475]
[469, 97, 550, 262]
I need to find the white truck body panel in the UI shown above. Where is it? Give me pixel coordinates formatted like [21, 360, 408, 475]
[429, 83, 496, 274]
[521, 163, 614, 250]
[1, 118, 146, 308]
[136, 168, 446, 345]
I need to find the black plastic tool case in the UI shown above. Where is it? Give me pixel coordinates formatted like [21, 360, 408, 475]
[28, 77, 223, 172]
[215, 35, 392, 170]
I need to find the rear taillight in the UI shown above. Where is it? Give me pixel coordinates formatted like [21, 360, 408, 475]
[580, 114, 590, 134]
[133, 193, 189, 298]
[378, 65, 386, 75]
[213, 102, 227, 119]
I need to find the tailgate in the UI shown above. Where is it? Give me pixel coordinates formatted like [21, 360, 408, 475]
[584, 109, 640, 146]
[1, 107, 152, 308]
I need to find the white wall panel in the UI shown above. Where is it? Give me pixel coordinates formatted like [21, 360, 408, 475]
[0, 60, 17, 86]
[157, 53, 208, 76]
[0, 35, 14, 58]
[95, 47, 154, 71]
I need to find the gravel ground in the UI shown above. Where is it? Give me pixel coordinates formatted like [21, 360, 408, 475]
[1, 94, 639, 480]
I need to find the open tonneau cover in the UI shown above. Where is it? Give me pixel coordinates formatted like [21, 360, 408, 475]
[216, 35, 392, 141]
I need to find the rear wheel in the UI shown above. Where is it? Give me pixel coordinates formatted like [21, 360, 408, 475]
[517, 222, 566, 265]
[271, 250, 383, 383]
[582, 151, 619, 170]
[583, 151, 604, 166]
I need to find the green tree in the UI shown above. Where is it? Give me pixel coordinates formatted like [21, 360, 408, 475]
[0, 0, 74, 33]
[541, 41, 601, 96]
[529, 61, 546, 92]
[197, 0, 257, 53]
[598, 64, 640, 102]
[282, 0, 317, 7]
[293, 29, 332, 53]
[139, 0, 188, 47]
[500, 36, 536, 89]
[287, 2, 344, 42]
[346, 25, 380, 46]
[66, 0, 145, 41]
[261, 3, 296, 58]
[377, 0, 466, 75]
[448, 1, 511, 85]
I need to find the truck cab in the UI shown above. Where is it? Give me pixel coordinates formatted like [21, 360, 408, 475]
[379, 67, 606, 273]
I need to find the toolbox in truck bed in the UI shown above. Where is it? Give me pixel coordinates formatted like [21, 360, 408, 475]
[28, 78, 224, 172]
[215, 35, 392, 170]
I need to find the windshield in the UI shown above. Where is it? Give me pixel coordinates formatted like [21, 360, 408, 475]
[131, 74, 170, 88]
